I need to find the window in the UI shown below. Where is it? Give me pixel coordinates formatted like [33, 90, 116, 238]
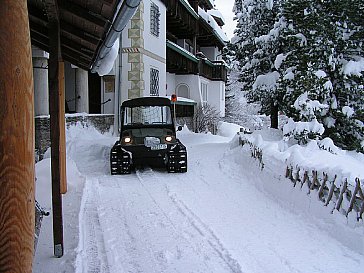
[150, 2, 160, 37]
[123, 106, 172, 125]
[201, 82, 208, 103]
[177, 84, 189, 98]
[150, 68, 159, 96]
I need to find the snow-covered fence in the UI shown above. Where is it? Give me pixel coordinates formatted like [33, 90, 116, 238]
[239, 137, 264, 170]
[239, 134, 364, 220]
[285, 167, 364, 219]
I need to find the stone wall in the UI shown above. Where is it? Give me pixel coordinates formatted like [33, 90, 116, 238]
[35, 114, 114, 160]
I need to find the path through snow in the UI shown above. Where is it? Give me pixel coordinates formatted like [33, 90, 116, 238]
[34, 126, 363, 273]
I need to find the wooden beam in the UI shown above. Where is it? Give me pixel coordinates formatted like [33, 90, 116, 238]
[0, 0, 35, 272]
[58, 62, 67, 195]
[101, 0, 114, 5]
[28, 4, 49, 27]
[61, 44, 93, 61]
[44, 0, 60, 22]
[59, 0, 108, 28]
[29, 20, 48, 36]
[60, 52, 90, 70]
[43, 0, 67, 257]
[60, 45, 91, 63]
[30, 30, 49, 51]
[61, 20, 101, 46]
[31, 39, 49, 53]
[30, 26, 50, 47]
[48, 16, 65, 258]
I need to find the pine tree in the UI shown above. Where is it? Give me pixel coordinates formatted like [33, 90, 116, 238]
[280, 0, 364, 150]
[233, 0, 285, 128]
[232, 0, 364, 150]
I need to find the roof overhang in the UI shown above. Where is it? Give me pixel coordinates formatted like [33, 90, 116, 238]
[28, 0, 140, 72]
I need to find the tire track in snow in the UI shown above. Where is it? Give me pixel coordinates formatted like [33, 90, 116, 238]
[136, 168, 245, 273]
[135, 168, 212, 272]
[76, 177, 110, 273]
[97, 174, 155, 273]
[168, 191, 244, 273]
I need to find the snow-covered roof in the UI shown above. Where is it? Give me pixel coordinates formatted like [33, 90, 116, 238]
[179, 0, 199, 18]
[207, 9, 225, 26]
[198, 7, 229, 43]
[207, 0, 214, 6]
[202, 0, 214, 9]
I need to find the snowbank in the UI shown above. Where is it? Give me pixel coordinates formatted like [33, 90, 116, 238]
[33, 122, 364, 272]
[242, 128, 364, 182]
[217, 121, 242, 138]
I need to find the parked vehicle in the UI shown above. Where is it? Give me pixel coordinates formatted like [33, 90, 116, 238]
[110, 97, 187, 174]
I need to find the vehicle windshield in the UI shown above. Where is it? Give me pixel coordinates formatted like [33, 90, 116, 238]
[123, 105, 172, 126]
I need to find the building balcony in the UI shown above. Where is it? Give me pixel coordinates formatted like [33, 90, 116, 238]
[197, 8, 228, 50]
[166, 41, 227, 82]
[198, 59, 227, 82]
[166, 40, 199, 75]
[162, 0, 198, 38]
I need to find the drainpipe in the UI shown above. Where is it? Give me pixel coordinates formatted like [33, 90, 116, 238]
[91, 0, 141, 74]
[113, 34, 123, 136]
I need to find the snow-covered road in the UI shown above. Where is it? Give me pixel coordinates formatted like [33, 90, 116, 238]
[34, 125, 363, 273]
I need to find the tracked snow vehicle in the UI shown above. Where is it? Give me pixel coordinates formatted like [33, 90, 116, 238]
[110, 97, 187, 174]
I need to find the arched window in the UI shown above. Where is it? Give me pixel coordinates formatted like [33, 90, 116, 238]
[176, 84, 189, 98]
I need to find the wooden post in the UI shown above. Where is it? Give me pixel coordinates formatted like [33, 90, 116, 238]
[325, 175, 337, 206]
[318, 173, 328, 201]
[357, 180, 364, 219]
[59, 62, 67, 194]
[300, 170, 307, 188]
[336, 180, 348, 211]
[0, 0, 35, 272]
[346, 178, 360, 216]
[48, 20, 65, 258]
[310, 170, 318, 190]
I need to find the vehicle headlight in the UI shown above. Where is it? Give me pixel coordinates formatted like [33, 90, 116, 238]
[123, 136, 132, 144]
[165, 136, 173, 142]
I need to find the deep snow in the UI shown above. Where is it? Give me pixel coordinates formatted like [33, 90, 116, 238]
[33, 123, 363, 273]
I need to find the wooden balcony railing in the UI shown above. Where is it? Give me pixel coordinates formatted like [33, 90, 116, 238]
[198, 59, 227, 82]
[162, 0, 198, 37]
[166, 41, 198, 75]
[166, 41, 227, 82]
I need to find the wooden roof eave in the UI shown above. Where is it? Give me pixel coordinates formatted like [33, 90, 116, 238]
[197, 18, 226, 49]
[28, 0, 121, 70]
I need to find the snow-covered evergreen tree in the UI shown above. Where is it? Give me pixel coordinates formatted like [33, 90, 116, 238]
[279, 0, 364, 150]
[231, 0, 364, 150]
[232, 0, 285, 128]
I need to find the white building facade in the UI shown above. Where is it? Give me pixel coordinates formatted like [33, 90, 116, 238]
[103, 0, 228, 123]
[31, 0, 228, 130]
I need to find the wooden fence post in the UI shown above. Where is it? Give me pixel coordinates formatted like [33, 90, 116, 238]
[346, 178, 360, 216]
[301, 170, 308, 188]
[356, 179, 364, 219]
[325, 175, 337, 206]
[336, 180, 348, 211]
[0, 0, 35, 272]
[310, 170, 318, 190]
[318, 173, 328, 201]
